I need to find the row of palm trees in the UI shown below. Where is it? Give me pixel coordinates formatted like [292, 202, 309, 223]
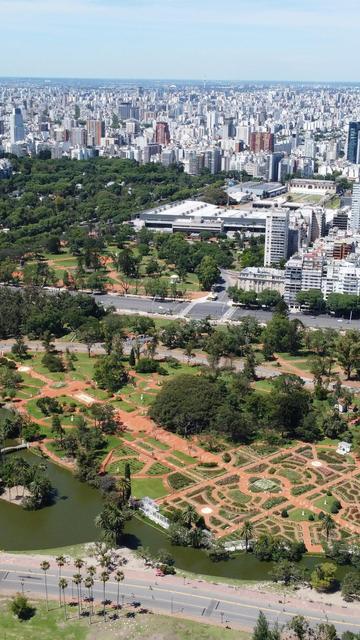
[40, 555, 125, 622]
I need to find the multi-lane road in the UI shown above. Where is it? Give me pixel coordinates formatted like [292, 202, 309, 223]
[0, 559, 359, 633]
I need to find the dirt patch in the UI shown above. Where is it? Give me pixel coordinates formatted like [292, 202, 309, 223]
[0, 486, 30, 505]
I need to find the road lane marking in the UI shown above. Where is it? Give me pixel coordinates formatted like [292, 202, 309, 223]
[2, 572, 360, 629]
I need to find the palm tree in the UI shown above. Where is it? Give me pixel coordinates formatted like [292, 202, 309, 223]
[74, 558, 85, 607]
[40, 561, 50, 610]
[114, 570, 124, 609]
[117, 477, 130, 505]
[56, 555, 66, 578]
[321, 514, 336, 542]
[58, 578, 68, 620]
[72, 573, 82, 618]
[84, 576, 94, 623]
[86, 566, 97, 615]
[100, 570, 109, 620]
[240, 521, 254, 552]
[180, 504, 198, 529]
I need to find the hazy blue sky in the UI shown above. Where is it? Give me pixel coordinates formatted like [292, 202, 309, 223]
[2, 0, 359, 80]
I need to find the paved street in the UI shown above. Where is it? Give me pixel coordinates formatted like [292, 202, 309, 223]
[91, 292, 360, 330]
[0, 560, 359, 633]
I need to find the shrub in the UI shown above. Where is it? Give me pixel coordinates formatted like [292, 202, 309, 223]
[281, 509, 289, 518]
[135, 358, 159, 374]
[199, 461, 218, 468]
[222, 452, 231, 463]
[331, 500, 342, 514]
[308, 514, 315, 521]
[9, 594, 35, 620]
[41, 352, 64, 372]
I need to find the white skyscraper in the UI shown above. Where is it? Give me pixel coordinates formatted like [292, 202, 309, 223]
[350, 183, 360, 232]
[264, 209, 289, 267]
[10, 107, 24, 144]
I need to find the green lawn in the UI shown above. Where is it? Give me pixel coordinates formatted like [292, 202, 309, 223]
[84, 387, 109, 400]
[131, 477, 168, 498]
[288, 508, 315, 522]
[252, 379, 273, 393]
[19, 373, 44, 388]
[145, 436, 170, 450]
[228, 489, 251, 506]
[108, 458, 145, 475]
[29, 353, 66, 382]
[25, 398, 47, 420]
[0, 599, 87, 640]
[171, 450, 198, 464]
[147, 462, 172, 475]
[313, 494, 339, 513]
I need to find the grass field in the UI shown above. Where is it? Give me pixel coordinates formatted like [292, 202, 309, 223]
[0, 599, 250, 640]
[131, 477, 168, 499]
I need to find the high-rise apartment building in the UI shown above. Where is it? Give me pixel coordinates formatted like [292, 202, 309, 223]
[204, 148, 221, 174]
[155, 121, 170, 146]
[264, 209, 289, 266]
[350, 183, 360, 231]
[346, 122, 360, 164]
[10, 107, 24, 143]
[86, 119, 105, 146]
[249, 131, 274, 153]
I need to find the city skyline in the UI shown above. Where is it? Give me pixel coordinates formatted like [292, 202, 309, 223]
[2, 0, 360, 81]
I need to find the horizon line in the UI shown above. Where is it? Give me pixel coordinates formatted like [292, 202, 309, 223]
[1, 75, 360, 85]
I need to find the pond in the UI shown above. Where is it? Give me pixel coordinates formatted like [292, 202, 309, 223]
[0, 450, 103, 551]
[0, 451, 344, 581]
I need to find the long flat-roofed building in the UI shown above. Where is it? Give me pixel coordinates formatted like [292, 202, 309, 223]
[137, 200, 268, 234]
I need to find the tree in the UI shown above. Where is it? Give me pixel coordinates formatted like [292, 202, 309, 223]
[95, 502, 130, 545]
[11, 336, 29, 360]
[58, 578, 68, 619]
[9, 593, 35, 621]
[253, 611, 271, 640]
[100, 570, 109, 619]
[78, 319, 102, 357]
[129, 347, 136, 367]
[40, 560, 50, 610]
[124, 461, 131, 499]
[149, 374, 222, 436]
[180, 504, 198, 529]
[72, 573, 82, 618]
[341, 571, 360, 602]
[56, 554, 66, 578]
[84, 576, 94, 621]
[335, 331, 360, 379]
[116, 248, 140, 278]
[241, 521, 254, 552]
[91, 403, 117, 434]
[196, 255, 220, 290]
[288, 616, 311, 640]
[268, 374, 311, 439]
[94, 354, 128, 393]
[51, 414, 64, 442]
[296, 289, 326, 314]
[114, 570, 124, 609]
[321, 514, 336, 542]
[271, 560, 307, 586]
[45, 236, 61, 254]
[310, 563, 338, 593]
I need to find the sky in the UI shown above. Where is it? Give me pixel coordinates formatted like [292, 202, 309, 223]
[1, 0, 359, 81]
